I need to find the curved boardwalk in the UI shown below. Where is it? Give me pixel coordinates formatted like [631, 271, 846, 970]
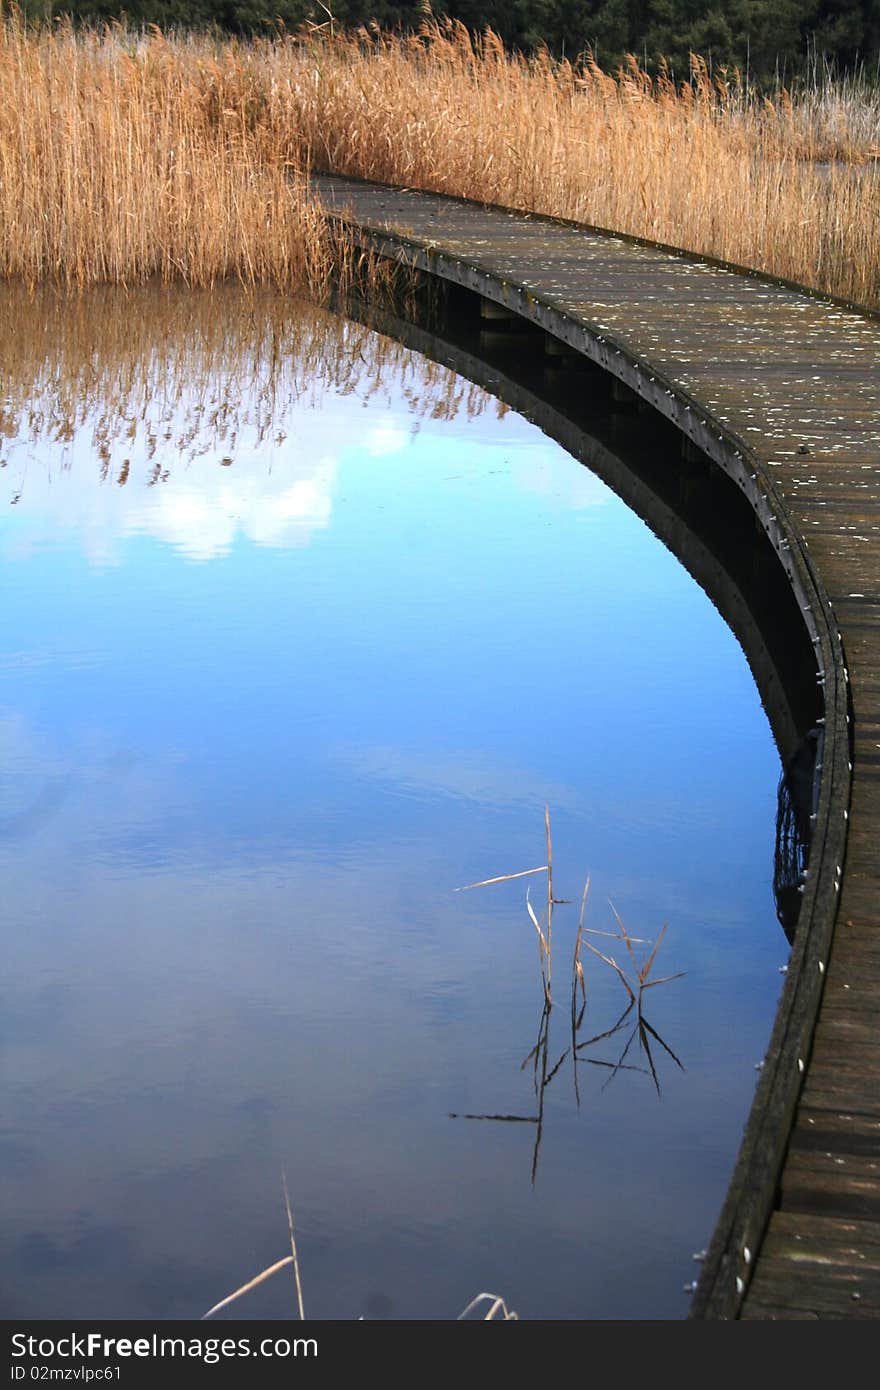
[315, 173, 880, 1319]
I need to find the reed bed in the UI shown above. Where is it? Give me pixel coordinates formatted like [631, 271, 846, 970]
[0, 11, 349, 292]
[1, 10, 877, 306]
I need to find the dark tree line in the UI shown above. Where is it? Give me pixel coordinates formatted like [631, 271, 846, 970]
[16, 1, 880, 79]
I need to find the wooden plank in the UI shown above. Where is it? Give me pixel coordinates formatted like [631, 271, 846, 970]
[781, 1169, 880, 1221]
[768, 1209, 880, 1247]
[799, 1085, 880, 1117]
[741, 1303, 821, 1319]
[758, 1238, 880, 1282]
[809, 1039, 880, 1069]
[784, 1151, 880, 1181]
[744, 1268, 880, 1315]
[790, 1133, 880, 1171]
[818, 989, 880, 1017]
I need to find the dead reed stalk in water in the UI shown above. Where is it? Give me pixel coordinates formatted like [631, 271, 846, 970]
[457, 807, 557, 1004]
[282, 1170, 305, 1321]
[458, 1292, 519, 1320]
[202, 1255, 297, 1321]
[201, 1174, 516, 1318]
[571, 874, 590, 1026]
[457, 809, 688, 1107]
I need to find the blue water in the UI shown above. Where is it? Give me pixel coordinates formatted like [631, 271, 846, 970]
[0, 289, 787, 1320]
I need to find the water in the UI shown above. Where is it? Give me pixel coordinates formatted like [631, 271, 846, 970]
[0, 285, 787, 1321]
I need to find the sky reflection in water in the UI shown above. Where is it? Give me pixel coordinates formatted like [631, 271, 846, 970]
[0, 287, 786, 1320]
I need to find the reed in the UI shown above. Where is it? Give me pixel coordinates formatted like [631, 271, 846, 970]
[0, 9, 356, 293]
[571, 874, 589, 1028]
[1, 10, 878, 306]
[201, 1176, 517, 1319]
[458, 1292, 519, 1320]
[458, 808, 686, 1115]
[456, 808, 556, 1006]
[282, 1170, 305, 1322]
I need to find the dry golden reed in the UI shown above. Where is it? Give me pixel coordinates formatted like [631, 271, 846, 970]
[1, 9, 878, 306]
[0, 9, 345, 291]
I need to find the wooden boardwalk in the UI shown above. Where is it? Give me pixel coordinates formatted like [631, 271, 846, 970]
[315, 173, 880, 1319]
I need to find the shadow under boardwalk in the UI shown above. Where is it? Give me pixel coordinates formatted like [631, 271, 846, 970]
[313, 171, 880, 1320]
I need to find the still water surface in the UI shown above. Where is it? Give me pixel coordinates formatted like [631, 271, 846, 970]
[0, 287, 787, 1320]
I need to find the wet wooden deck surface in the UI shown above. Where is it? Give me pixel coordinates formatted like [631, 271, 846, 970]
[315, 174, 880, 1319]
